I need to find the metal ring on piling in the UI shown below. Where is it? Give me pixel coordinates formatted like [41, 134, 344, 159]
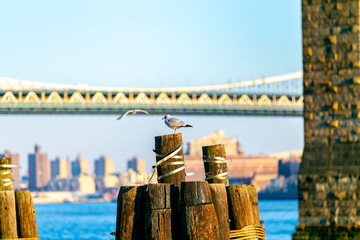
[203, 156, 231, 181]
[149, 144, 187, 183]
[0, 163, 19, 190]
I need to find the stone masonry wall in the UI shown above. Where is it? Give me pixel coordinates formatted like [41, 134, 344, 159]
[294, 0, 360, 239]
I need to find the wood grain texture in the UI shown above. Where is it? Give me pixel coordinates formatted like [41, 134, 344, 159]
[226, 185, 260, 230]
[0, 158, 13, 191]
[209, 184, 230, 240]
[181, 204, 220, 240]
[115, 186, 145, 240]
[181, 181, 212, 206]
[202, 144, 229, 185]
[0, 191, 18, 239]
[144, 184, 179, 240]
[15, 191, 38, 238]
[145, 209, 172, 240]
[154, 133, 185, 187]
[145, 184, 172, 210]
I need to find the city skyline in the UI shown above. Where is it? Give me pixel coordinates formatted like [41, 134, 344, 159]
[4, 126, 303, 178]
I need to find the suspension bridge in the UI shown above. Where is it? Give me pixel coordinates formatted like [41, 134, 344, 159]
[0, 72, 303, 116]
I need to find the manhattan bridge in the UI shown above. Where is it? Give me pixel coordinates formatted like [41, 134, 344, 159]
[0, 71, 303, 116]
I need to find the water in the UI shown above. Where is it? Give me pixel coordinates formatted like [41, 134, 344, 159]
[35, 200, 298, 240]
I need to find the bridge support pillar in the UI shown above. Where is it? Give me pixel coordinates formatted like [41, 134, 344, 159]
[294, 0, 360, 239]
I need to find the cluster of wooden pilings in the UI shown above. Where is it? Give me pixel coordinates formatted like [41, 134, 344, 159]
[115, 133, 265, 240]
[0, 158, 39, 240]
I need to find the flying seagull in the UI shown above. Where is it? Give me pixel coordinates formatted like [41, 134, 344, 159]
[162, 114, 193, 134]
[117, 109, 149, 120]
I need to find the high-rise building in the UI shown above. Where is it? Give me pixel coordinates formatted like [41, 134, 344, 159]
[0, 150, 21, 190]
[127, 157, 146, 173]
[94, 155, 114, 177]
[28, 145, 50, 190]
[71, 154, 89, 177]
[51, 157, 70, 179]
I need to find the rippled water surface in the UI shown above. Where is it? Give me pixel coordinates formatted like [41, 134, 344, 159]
[35, 200, 298, 240]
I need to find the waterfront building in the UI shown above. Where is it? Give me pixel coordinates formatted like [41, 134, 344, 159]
[0, 150, 21, 190]
[70, 174, 95, 194]
[94, 155, 114, 177]
[187, 130, 243, 156]
[28, 145, 51, 190]
[71, 154, 89, 177]
[127, 156, 146, 173]
[184, 131, 279, 191]
[51, 157, 70, 179]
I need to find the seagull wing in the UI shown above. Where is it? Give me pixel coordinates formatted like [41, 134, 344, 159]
[117, 110, 132, 120]
[167, 118, 187, 128]
[135, 109, 150, 115]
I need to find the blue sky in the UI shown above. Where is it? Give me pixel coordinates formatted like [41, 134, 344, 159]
[0, 1, 302, 174]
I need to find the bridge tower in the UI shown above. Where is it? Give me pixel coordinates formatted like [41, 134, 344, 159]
[294, 0, 360, 239]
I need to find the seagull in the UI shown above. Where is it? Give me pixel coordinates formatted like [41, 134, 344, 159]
[162, 114, 193, 134]
[117, 109, 149, 120]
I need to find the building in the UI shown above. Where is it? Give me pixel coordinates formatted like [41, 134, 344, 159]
[51, 157, 70, 179]
[0, 150, 21, 190]
[184, 131, 279, 191]
[70, 175, 95, 194]
[278, 157, 301, 178]
[187, 130, 243, 156]
[71, 154, 89, 177]
[94, 155, 114, 177]
[28, 145, 51, 190]
[94, 155, 115, 192]
[127, 157, 146, 173]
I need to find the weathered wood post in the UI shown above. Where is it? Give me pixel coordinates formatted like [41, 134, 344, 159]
[227, 184, 263, 240]
[0, 157, 18, 239]
[0, 157, 13, 191]
[115, 186, 145, 240]
[181, 181, 220, 240]
[209, 184, 230, 240]
[15, 190, 39, 238]
[154, 133, 185, 187]
[0, 191, 18, 239]
[202, 144, 229, 186]
[144, 183, 179, 240]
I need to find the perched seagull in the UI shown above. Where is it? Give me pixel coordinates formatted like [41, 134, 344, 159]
[162, 114, 193, 134]
[117, 109, 149, 120]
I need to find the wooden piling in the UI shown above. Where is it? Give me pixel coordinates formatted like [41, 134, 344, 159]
[226, 184, 260, 230]
[181, 181, 220, 240]
[15, 190, 38, 238]
[209, 184, 230, 240]
[202, 144, 229, 185]
[0, 158, 13, 191]
[144, 183, 178, 240]
[116, 186, 145, 240]
[0, 191, 18, 239]
[154, 133, 185, 187]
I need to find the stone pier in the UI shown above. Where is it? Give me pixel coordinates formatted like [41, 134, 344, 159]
[294, 0, 360, 239]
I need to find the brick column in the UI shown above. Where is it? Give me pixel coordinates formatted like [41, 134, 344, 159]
[294, 1, 360, 239]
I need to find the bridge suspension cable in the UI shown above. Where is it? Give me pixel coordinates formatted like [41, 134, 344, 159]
[0, 71, 303, 93]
